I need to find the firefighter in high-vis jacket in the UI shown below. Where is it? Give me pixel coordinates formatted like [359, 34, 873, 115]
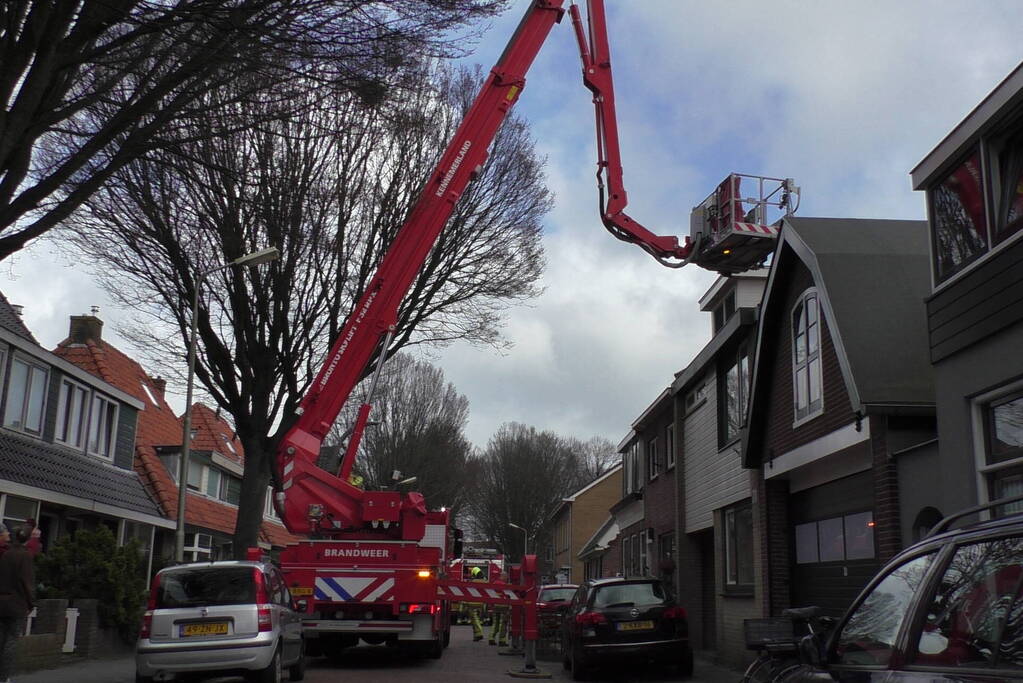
[489, 571, 510, 647]
[467, 565, 485, 641]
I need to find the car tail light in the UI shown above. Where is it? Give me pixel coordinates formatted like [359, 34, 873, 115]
[400, 603, 437, 614]
[146, 572, 162, 611]
[253, 569, 273, 632]
[575, 611, 607, 626]
[139, 610, 153, 639]
[663, 606, 687, 620]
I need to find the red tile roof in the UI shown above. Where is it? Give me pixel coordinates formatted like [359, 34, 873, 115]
[53, 334, 300, 548]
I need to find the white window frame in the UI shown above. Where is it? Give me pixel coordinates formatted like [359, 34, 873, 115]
[665, 423, 675, 470]
[264, 486, 280, 521]
[86, 392, 118, 459]
[183, 532, 213, 563]
[792, 288, 824, 426]
[646, 437, 659, 481]
[973, 377, 1023, 512]
[55, 377, 91, 449]
[3, 354, 48, 435]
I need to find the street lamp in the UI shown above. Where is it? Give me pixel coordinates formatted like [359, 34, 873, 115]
[508, 522, 528, 560]
[175, 247, 280, 562]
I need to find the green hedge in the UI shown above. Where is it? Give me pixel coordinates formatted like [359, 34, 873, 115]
[36, 525, 148, 643]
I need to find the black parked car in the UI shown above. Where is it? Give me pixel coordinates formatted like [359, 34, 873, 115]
[806, 496, 1023, 682]
[560, 576, 692, 680]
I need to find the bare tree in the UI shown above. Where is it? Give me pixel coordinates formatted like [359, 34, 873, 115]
[465, 423, 588, 563]
[65, 61, 550, 554]
[0, 0, 507, 261]
[326, 353, 477, 516]
[565, 435, 618, 482]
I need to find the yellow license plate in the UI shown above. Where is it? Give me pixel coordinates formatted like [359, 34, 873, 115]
[181, 622, 229, 637]
[617, 620, 654, 631]
[291, 587, 313, 596]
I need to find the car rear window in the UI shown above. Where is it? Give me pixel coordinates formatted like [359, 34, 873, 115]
[592, 582, 666, 608]
[539, 587, 576, 603]
[157, 566, 256, 608]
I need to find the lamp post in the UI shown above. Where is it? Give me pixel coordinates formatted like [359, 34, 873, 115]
[508, 522, 528, 561]
[175, 247, 280, 562]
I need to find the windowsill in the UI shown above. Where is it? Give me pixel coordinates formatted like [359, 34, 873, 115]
[792, 408, 824, 430]
[717, 435, 741, 451]
[721, 587, 754, 598]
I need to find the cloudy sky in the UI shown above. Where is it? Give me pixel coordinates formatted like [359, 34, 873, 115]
[5, 1, 1023, 451]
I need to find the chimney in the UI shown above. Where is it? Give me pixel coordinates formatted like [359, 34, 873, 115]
[151, 376, 167, 397]
[10, 304, 23, 317]
[69, 314, 103, 344]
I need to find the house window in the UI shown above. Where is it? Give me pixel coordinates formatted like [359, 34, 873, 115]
[87, 393, 118, 458]
[930, 150, 988, 282]
[638, 533, 647, 576]
[792, 290, 823, 423]
[3, 356, 48, 434]
[647, 437, 659, 480]
[55, 379, 90, 448]
[665, 423, 675, 470]
[183, 532, 212, 563]
[685, 381, 707, 414]
[795, 511, 875, 564]
[993, 126, 1023, 244]
[622, 535, 632, 575]
[712, 290, 737, 334]
[264, 486, 280, 520]
[624, 442, 642, 495]
[1, 494, 38, 532]
[222, 475, 242, 505]
[983, 390, 1023, 514]
[724, 502, 753, 589]
[205, 467, 222, 498]
[718, 344, 750, 445]
[186, 456, 203, 490]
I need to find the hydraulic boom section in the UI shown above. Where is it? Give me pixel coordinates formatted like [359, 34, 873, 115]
[273, 0, 569, 539]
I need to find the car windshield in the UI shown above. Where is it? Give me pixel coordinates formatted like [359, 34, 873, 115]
[539, 588, 576, 603]
[157, 566, 256, 608]
[592, 582, 665, 609]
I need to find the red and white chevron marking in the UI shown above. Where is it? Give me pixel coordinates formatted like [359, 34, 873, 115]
[437, 585, 519, 601]
[732, 222, 778, 235]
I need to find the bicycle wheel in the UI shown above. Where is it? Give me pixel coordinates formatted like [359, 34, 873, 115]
[740, 654, 776, 683]
[773, 662, 813, 682]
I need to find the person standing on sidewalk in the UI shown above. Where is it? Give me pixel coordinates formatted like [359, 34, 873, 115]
[0, 526, 35, 683]
[0, 525, 9, 560]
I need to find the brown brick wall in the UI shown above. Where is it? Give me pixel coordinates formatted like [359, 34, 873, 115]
[871, 415, 903, 562]
[565, 468, 622, 583]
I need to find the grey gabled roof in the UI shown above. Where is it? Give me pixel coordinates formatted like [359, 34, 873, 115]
[783, 217, 934, 409]
[743, 217, 934, 467]
[0, 292, 37, 345]
[0, 429, 169, 525]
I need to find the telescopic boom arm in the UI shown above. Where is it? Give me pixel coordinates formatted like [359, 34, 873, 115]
[274, 0, 696, 536]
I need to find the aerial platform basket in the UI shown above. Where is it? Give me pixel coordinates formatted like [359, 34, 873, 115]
[690, 173, 799, 275]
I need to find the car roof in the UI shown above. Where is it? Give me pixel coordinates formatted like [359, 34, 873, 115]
[158, 560, 266, 574]
[539, 584, 578, 590]
[584, 576, 659, 587]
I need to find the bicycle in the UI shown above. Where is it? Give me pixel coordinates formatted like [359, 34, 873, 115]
[740, 606, 830, 682]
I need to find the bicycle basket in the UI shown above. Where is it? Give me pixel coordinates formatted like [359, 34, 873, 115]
[743, 617, 797, 650]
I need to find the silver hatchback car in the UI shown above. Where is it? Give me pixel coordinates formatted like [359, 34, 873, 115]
[136, 560, 304, 683]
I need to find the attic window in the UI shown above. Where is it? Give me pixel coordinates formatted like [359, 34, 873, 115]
[141, 381, 159, 407]
[792, 289, 823, 424]
[222, 435, 236, 454]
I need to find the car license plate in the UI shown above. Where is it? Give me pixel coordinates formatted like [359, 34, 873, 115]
[617, 620, 654, 631]
[181, 622, 229, 637]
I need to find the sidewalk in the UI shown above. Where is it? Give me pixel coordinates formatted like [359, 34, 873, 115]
[16, 654, 136, 683]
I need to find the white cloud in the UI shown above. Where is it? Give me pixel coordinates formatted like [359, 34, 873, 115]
[5, 0, 1023, 450]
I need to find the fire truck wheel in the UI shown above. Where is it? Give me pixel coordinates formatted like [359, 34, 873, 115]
[428, 632, 444, 659]
[443, 627, 451, 648]
[288, 641, 306, 681]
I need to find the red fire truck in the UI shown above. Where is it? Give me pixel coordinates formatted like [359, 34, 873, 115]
[269, 0, 793, 671]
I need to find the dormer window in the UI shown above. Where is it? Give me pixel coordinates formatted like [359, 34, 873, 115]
[992, 125, 1023, 245]
[713, 290, 737, 334]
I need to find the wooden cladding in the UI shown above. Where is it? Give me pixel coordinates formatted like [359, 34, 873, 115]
[928, 236, 1023, 362]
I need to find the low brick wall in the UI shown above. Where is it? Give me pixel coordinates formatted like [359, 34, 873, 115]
[13, 598, 68, 673]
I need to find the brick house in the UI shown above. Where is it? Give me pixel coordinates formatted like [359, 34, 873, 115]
[740, 217, 938, 627]
[548, 465, 622, 584]
[53, 314, 297, 562]
[910, 61, 1023, 517]
[669, 270, 766, 667]
[0, 295, 172, 573]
